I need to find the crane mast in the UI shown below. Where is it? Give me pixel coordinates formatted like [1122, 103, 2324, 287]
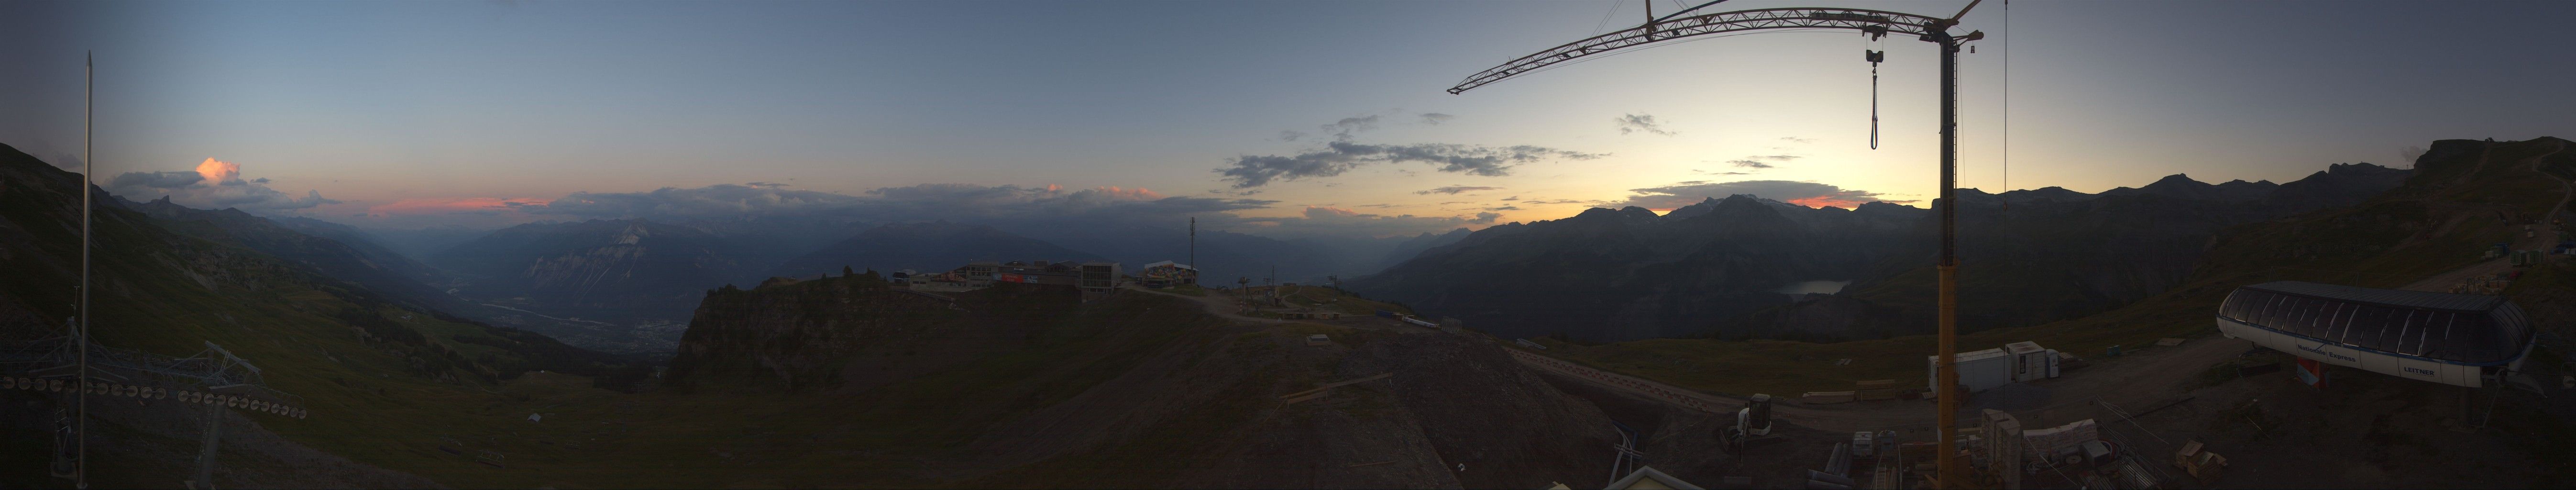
[1446, 1, 1986, 487]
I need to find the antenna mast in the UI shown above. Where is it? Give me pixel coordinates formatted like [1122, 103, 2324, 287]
[1188, 217, 1196, 285]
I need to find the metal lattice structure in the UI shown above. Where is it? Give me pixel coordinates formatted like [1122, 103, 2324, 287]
[3, 329, 304, 490]
[1450, 8, 1949, 94]
[1, 336, 305, 417]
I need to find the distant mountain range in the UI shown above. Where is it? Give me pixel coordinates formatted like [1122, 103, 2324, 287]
[383, 216, 1429, 352]
[1348, 162, 2413, 343]
[430, 219, 749, 324]
[769, 221, 1107, 277]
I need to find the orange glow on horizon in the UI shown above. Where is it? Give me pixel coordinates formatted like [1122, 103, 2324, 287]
[1785, 196, 1872, 209]
[367, 197, 552, 215]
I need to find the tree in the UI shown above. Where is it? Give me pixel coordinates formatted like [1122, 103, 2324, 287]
[843, 266, 855, 277]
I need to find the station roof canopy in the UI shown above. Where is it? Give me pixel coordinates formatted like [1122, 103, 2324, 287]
[2241, 281, 2507, 312]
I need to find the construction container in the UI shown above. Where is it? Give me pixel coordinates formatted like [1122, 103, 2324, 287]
[1926, 347, 2015, 393]
[2004, 341, 2060, 382]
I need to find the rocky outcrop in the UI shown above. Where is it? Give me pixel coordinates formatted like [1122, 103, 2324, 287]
[664, 273, 1020, 391]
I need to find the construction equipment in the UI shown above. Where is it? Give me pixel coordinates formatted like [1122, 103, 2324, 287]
[1446, 1, 1991, 484]
[1718, 394, 1786, 454]
[2173, 439, 2227, 485]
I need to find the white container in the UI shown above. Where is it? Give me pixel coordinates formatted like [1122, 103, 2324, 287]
[1852, 431, 1877, 458]
[2005, 342, 2056, 382]
[1929, 347, 2015, 393]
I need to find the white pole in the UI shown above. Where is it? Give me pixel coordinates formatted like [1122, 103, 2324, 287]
[78, 49, 93, 490]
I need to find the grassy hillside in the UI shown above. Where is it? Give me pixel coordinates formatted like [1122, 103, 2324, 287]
[0, 143, 650, 488]
[1534, 137, 2570, 397]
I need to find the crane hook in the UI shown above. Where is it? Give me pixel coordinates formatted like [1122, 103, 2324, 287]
[1866, 48, 1882, 150]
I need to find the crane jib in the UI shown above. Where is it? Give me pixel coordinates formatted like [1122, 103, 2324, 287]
[1447, 8, 1949, 94]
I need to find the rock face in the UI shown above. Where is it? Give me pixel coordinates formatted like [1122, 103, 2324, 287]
[1354, 163, 2415, 342]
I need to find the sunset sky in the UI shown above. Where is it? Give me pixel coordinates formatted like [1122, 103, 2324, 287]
[4, 0, 2572, 237]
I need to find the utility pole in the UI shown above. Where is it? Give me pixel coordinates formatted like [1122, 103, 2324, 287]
[77, 50, 93, 490]
[1444, 2, 1986, 486]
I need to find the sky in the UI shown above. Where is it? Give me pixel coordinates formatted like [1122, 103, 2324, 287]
[4, 0, 2572, 238]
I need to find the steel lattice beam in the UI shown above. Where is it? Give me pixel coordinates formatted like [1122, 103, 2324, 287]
[1450, 8, 1945, 94]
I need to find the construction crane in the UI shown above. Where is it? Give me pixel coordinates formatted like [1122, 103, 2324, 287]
[1445, 1, 1987, 487]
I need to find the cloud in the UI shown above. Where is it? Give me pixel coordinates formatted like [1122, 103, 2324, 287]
[1238, 205, 1494, 238]
[439, 180, 1512, 241]
[1716, 154, 1801, 169]
[1416, 185, 1502, 195]
[540, 184, 873, 219]
[1499, 196, 1519, 201]
[1615, 113, 1675, 136]
[104, 157, 341, 212]
[1695, 170, 1753, 175]
[1779, 136, 1815, 144]
[1321, 115, 1380, 140]
[1419, 112, 1456, 125]
[1484, 206, 1521, 211]
[1468, 212, 1504, 224]
[1217, 142, 1605, 188]
[195, 157, 241, 184]
[1604, 180, 1909, 210]
[527, 183, 1279, 234]
[1278, 130, 1308, 142]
